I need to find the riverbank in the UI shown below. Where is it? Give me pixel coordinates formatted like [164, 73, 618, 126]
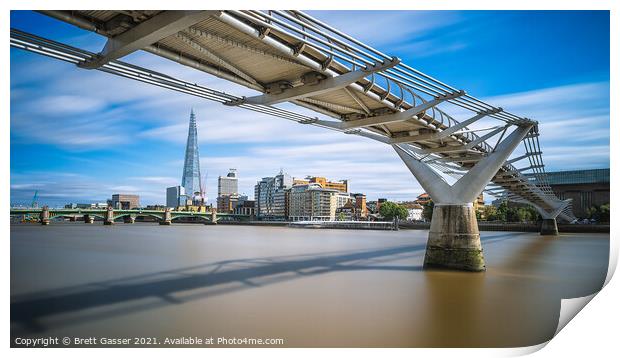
[398, 221, 610, 233]
[217, 220, 609, 233]
[288, 220, 395, 230]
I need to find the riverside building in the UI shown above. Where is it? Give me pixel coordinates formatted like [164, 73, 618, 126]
[293, 176, 348, 193]
[254, 170, 293, 220]
[217, 169, 239, 213]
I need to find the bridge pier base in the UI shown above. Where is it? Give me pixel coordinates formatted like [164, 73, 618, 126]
[209, 209, 218, 225]
[532, 201, 570, 236]
[40, 206, 50, 225]
[393, 124, 533, 272]
[103, 207, 114, 225]
[424, 204, 485, 271]
[84, 215, 94, 224]
[69, 216, 77, 222]
[540, 218, 559, 236]
[123, 216, 135, 224]
[159, 208, 172, 225]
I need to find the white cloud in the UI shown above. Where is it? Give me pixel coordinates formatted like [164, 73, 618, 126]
[306, 11, 464, 48]
[32, 95, 107, 115]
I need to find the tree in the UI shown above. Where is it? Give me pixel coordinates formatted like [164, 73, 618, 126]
[422, 200, 434, 222]
[495, 201, 508, 222]
[506, 207, 520, 222]
[587, 203, 610, 222]
[337, 212, 346, 221]
[379, 201, 408, 221]
[482, 205, 498, 221]
[599, 203, 610, 223]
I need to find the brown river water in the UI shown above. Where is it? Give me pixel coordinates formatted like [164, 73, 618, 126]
[10, 222, 609, 347]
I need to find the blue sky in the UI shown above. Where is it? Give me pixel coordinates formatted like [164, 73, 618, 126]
[10, 10, 610, 207]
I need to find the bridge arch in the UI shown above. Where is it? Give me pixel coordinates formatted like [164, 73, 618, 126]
[50, 213, 105, 220]
[116, 213, 165, 221]
[170, 214, 212, 223]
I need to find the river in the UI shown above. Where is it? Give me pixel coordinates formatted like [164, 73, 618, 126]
[10, 222, 609, 347]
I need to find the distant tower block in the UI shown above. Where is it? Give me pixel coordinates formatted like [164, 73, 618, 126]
[181, 109, 203, 203]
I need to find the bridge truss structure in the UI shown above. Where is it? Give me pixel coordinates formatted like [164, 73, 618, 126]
[10, 10, 575, 270]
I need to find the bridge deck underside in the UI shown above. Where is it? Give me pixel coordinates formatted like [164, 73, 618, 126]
[20, 10, 572, 219]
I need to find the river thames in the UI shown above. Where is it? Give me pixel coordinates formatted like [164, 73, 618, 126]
[10, 223, 608, 347]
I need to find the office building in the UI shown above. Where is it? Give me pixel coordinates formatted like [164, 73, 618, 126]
[335, 192, 352, 209]
[109, 194, 140, 209]
[376, 198, 388, 212]
[288, 183, 338, 221]
[217, 193, 243, 213]
[181, 109, 203, 203]
[293, 176, 348, 193]
[166, 186, 188, 208]
[254, 170, 293, 220]
[217, 169, 239, 212]
[218, 169, 238, 197]
[335, 201, 356, 220]
[352, 193, 368, 218]
[234, 200, 256, 216]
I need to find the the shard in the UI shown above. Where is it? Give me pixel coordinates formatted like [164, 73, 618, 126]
[181, 109, 202, 200]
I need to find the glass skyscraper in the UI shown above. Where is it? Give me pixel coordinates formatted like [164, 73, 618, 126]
[181, 109, 202, 200]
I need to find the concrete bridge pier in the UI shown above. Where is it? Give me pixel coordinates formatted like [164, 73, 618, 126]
[534, 200, 570, 236]
[210, 209, 218, 225]
[69, 215, 77, 222]
[540, 218, 558, 235]
[103, 207, 114, 225]
[40, 206, 50, 225]
[83, 214, 94, 224]
[425, 203, 484, 271]
[394, 124, 533, 272]
[123, 215, 136, 224]
[160, 208, 172, 225]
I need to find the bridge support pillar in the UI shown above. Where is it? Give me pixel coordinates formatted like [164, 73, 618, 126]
[40, 206, 50, 225]
[532, 200, 571, 236]
[210, 209, 218, 225]
[425, 204, 484, 271]
[160, 208, 172, 225]
[393, 124, 533, 272]
[103, 207, 114, 225]
[123, 215, 136, 224]
[69, 216, 77, 222]
[540, 218, 559, 236]
[84, 215, 94, 224]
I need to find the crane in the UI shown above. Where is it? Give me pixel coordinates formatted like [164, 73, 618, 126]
[200, 172, 208, 206]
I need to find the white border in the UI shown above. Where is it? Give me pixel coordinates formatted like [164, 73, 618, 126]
[3, 1, 616, 357]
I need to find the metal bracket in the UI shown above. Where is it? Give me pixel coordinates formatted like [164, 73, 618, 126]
[231, 57, 401, 106]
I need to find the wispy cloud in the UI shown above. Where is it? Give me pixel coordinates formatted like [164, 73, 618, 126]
[306, 10, 465, 49]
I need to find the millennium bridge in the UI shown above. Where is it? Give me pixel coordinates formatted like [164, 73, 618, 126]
[10, 10, 576, 271]
[10, 207, 248, 225]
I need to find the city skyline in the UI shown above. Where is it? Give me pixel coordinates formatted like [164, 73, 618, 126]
[10, 10, 610, 206]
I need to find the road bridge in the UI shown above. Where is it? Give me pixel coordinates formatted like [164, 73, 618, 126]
[10, 10, 576, 271]
[10, 207, 248, 225]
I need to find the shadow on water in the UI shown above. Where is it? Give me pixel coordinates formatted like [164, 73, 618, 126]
[12, 243, 427, 333]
